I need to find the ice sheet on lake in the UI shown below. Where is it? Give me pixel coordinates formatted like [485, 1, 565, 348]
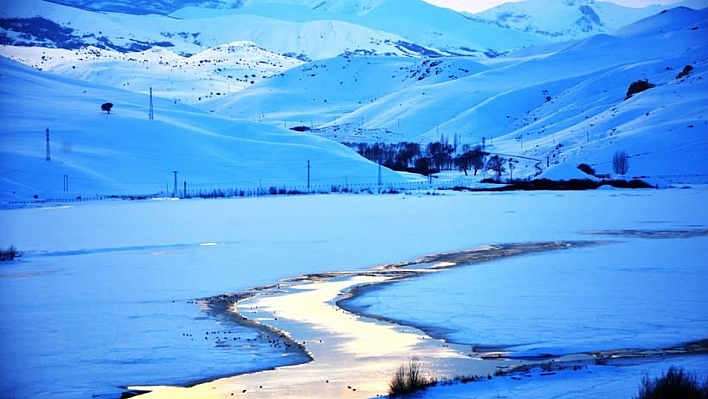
[344, 237, 708, 357]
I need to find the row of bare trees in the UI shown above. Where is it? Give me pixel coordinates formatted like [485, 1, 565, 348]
[345, 141, 492, 176]
[345, 140, 523, 181]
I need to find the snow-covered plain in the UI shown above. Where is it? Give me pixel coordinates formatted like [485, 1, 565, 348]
[1, 1, 707, 398]
[1, 187, 707, 398]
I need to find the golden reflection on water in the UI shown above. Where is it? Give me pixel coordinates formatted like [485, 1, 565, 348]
[132, 274, 514, 398]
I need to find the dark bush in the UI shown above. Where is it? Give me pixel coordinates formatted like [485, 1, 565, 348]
[389, 358, 432, 397]
[577, 163, 596, 176]
[626, 80, 655, 100]
[676, 65, 694, 79]
[0, 246, 19, 261]
[634, 366, 708, 399]
[290, 126, 311, 132]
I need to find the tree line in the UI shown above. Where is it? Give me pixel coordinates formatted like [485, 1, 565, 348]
[343, 140, 498, 177]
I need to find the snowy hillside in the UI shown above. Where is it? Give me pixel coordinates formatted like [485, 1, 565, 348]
[2, 0, 550, 62]
[467, 0, 667, 40]
[2, 2, 708, 201]
[223, 0, 549, 55]
[0, 57, 418, 203]
[0, 41, 304, 104]
[211, 6, 708, 182]
[0, 0, 448, 61]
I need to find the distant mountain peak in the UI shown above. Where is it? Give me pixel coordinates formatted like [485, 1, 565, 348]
[468, 0, 663, 40]
[42, 0, 246, 15]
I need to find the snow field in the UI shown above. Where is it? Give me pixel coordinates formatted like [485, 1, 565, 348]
[1, 188, 707, 398]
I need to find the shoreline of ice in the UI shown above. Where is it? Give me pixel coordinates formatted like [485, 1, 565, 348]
[130, 235, 707, 398]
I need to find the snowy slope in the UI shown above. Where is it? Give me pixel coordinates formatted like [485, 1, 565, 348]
[212, 6, 708, 182]
[205, 56, 489, 135]
[467, 0, 667, 41]
[0, 42, 304, 104]
[225, 0, 549, 55]
[0, 57, 418, 202]
[0, 0, 448, 60]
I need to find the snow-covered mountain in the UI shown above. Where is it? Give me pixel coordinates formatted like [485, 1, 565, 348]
[0, 0, 455, 60]
[467, 0, 707, 41]
[2, 0, 547, 61]
[466, 0, 669, 40]
[1, 41, 304, 104]
[1, 1, 708, 203]
[209, 6, 708, 181]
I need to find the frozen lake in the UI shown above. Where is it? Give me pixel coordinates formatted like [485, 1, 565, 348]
[1, 188, 707, 398]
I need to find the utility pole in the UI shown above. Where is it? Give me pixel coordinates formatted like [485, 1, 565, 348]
[428, 159, 432, 185]
[183, 181, 187, 198]
[45, 128, 51, 161]
[172, 171, 178, 197]
[148, 87, 154, 120]
[307, 160, 311, 190]
[377, 161, 382, 187]
[63, 174, 69, 191]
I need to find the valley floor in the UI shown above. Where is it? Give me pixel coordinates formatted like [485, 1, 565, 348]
[0, 187, 706, 398]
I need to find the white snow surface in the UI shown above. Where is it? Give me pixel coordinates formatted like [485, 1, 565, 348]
[1, 3, 708, 399]
[206, 7, 708, 182]
[416, 355, 708, 399]
[345, 237, 708, 357]
[3, 5, 707, 188]
[1, 188, 707, 398]
[468, 0, 667, 40]
[0, 57, 420, 202]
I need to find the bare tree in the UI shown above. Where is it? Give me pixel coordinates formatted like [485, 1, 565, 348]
[486, 155, 506, 180]
[612, 150, 629, 175]
[455, 146, 485, 176]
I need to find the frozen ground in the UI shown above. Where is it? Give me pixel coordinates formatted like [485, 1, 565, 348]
[1, 187, 707, 398]
[343, 236, 708, 358]
[416, 354, 708, 399]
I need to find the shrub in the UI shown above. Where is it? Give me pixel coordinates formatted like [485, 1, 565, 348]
[388, 357, 431, 397]
[625, 80, 655, 99]
[676, 65, 694, 79]
[577, 163, 596, 176]
[289, 125, 311, 132]
[634, 366, 708, 399]
[0, 246, 19, 261]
